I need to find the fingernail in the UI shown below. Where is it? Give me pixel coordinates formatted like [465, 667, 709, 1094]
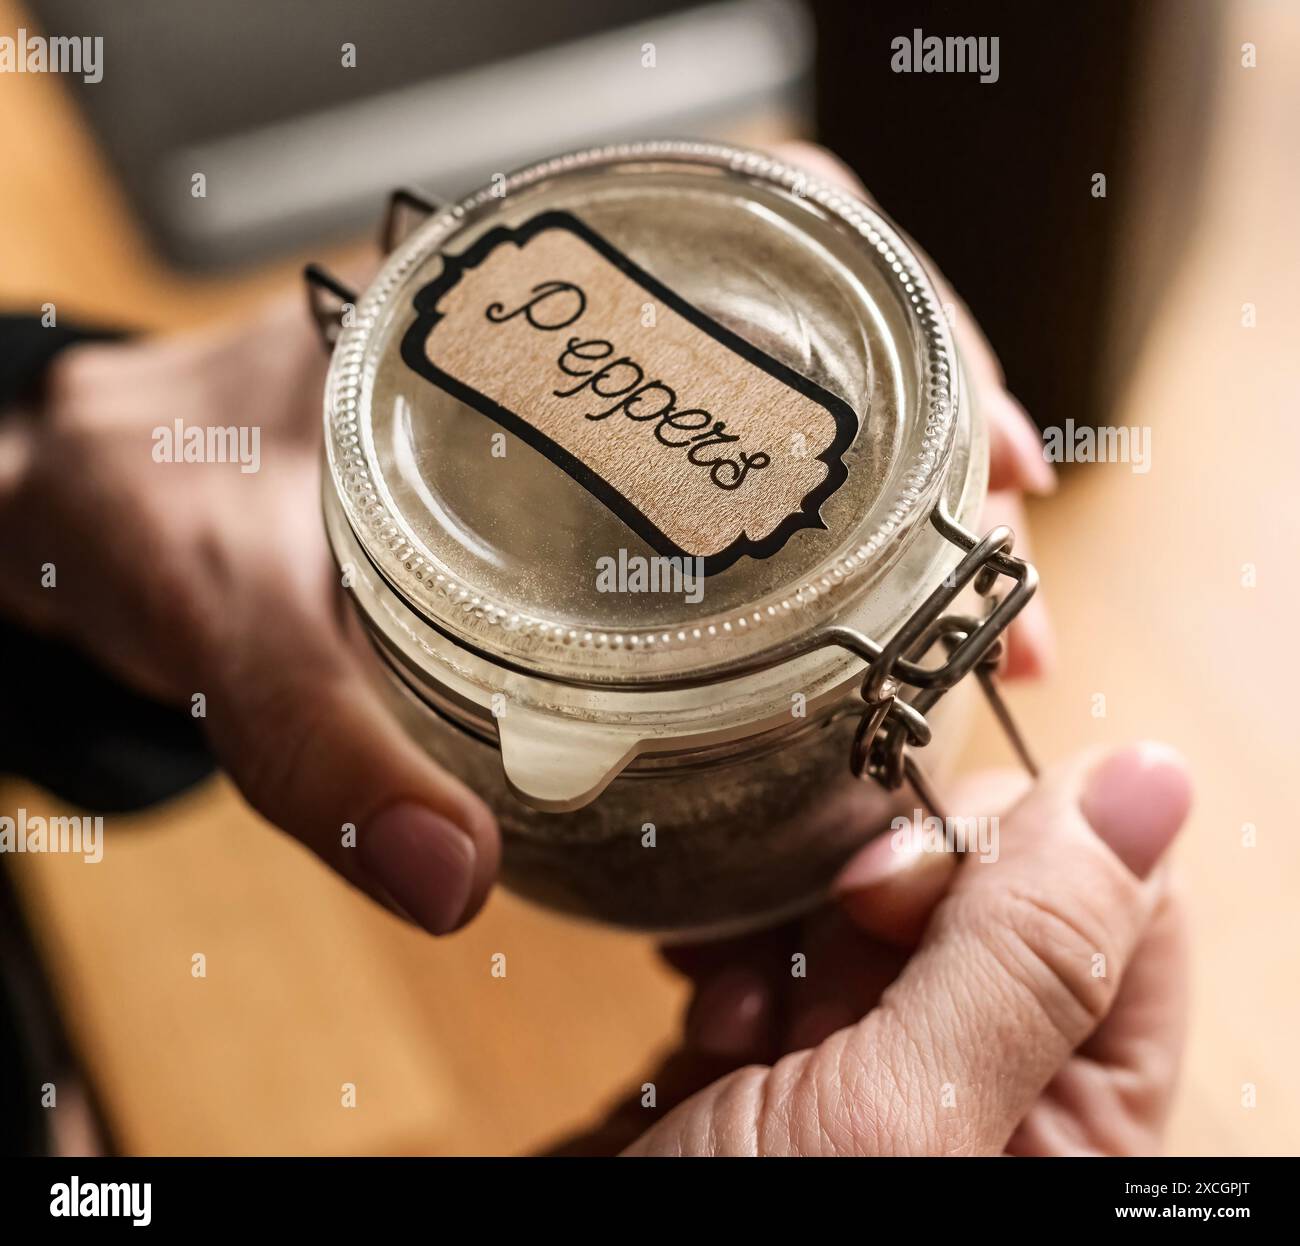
[832, 823, 954, 895]
[832, 828, 955, 945]
[1004, 397, 1057, 494]
[1079, 743, 1192, 879]
[360, 803, 477, 934]
[685, 969, 772, 1059]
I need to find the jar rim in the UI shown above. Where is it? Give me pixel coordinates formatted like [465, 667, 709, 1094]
[325, 140, 963, 689]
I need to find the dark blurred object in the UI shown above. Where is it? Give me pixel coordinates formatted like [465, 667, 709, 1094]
[30, 0, 811, 266]
[0, 894, 46, 1155]
[0, 621, 212, 812]
[812, 0, 1217, 435]
[0, 859, 83, 1157]
[0, 316, 214, 810]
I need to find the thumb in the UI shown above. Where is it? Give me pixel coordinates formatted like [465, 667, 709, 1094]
[831, 741, 1192, 1154]
[200, 602, 499, 935]
[625, 742, 1191, 1156]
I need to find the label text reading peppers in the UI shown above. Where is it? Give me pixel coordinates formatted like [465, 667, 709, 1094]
[401, 211, 858, 573]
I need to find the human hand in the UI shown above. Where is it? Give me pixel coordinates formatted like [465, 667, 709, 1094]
[0, 291, 499, 934]
[568, 744, 1189, 1156]
[0, 142, 1050, 944]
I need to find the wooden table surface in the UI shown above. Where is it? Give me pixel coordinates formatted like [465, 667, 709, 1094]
[1, 0, 1296, 1155]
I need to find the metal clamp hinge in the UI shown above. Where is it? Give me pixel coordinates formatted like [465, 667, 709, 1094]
[305, 187, 444, 349]
[847, 506, 1040, 819]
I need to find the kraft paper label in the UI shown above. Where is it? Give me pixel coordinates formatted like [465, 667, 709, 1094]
[399, 211, 857, 574]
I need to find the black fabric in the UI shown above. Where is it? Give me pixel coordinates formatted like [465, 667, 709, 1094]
[0, 313, 119, 405]
[0, 619, 214, 812]
[0, 965, 44, 1155]
[0, 316, 215, 811]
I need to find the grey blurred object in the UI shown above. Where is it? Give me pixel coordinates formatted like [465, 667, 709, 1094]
[30, 0, 813, 267]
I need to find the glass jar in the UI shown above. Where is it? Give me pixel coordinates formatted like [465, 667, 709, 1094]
[311, 141, 1036, 937]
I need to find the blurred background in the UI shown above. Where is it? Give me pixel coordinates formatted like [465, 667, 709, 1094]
[1, 0, 1297, 1154]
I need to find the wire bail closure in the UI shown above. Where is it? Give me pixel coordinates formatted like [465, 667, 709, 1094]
[305, 186, 442, 348]
[845, 507, 1039, 819]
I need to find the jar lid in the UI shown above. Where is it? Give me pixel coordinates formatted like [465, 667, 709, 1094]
[325, 141, 961, 693]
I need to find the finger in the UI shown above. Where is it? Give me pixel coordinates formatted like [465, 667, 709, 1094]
[1006, 876, 1190, 1155]
[832, 768, 1032, 946]
[690, 771, 1037, 1062]
[823, 741, 1192, 1155]
[1079, 871, 1189, 1082]
[987, 390, 1055, 495]
[664, 923, 798, 1061]
[939, 292, 1052, 496]
[980, 491, 1054, 679]
[684, 968, 779, 1062]
[200, 591, 499, 935]
[781, 909, 908, 1051]
[831, 826, 956, 947]
[626, 742, 1191, 1156]
[793, 774, 1036, 1046]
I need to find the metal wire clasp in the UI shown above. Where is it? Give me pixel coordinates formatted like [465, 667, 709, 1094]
[848, 507, 1040, 819]
[304, 187, 443, 349]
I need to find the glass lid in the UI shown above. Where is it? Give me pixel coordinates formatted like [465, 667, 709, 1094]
[325, 141, 960, 686]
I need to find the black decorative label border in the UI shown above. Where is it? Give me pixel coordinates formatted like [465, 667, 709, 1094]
[399, 210, 858, 575]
